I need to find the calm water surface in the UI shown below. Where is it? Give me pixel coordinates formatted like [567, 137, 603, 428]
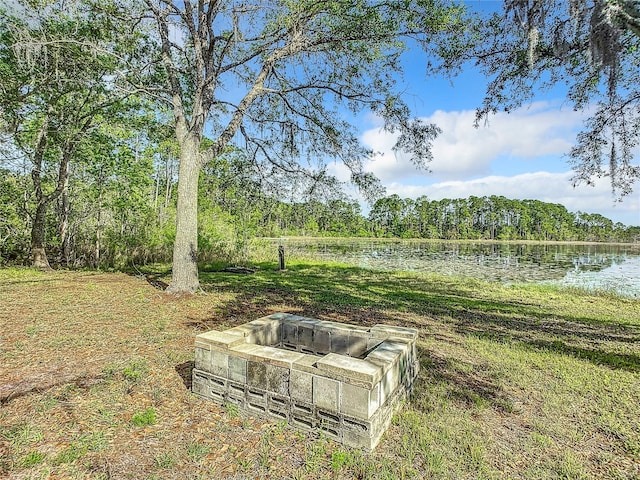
[275, 238, 640, 298]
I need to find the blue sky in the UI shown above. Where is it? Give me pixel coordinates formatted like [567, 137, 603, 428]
[328, 2, 640, 227]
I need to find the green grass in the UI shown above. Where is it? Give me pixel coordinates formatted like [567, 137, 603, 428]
[131, 408, 157, 427]
[0, 261, 638, 479]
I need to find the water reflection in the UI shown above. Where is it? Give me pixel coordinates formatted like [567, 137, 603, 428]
[276, 239, 640, 298]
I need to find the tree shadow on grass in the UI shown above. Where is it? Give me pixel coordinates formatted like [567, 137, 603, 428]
[194, 263, 640, 373]
[410, 345, 514, 414]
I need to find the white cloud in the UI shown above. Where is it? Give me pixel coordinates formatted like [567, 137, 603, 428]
[330, 101, 639, 225]
[384, 172, 640, 226]
[361, 101, 585, 181]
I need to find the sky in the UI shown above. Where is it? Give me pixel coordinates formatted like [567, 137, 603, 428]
[327, 4, 640, 227]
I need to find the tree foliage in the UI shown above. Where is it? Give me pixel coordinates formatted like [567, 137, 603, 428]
[468, 0, 640, 197]
[0, 0, 153, 267]
[145, 0, 469, 292]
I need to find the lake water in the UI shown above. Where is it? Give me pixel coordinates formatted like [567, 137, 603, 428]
[275, 238, 640, 298]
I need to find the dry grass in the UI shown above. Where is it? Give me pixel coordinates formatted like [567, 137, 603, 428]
[0, 264, 639, 479]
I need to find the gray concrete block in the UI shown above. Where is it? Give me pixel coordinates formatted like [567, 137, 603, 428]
[330, 334, 350, 355]
[246, 401, 267, 415]
[209, 375, 227, 395]
[192, 370, 209, 397]
[195, 330, 245, 350]
[316, 409, 341, 440]
[291, 412, 315, 431]
[246, 317, 281, 346]
[298, 325, 314, 351]
[348, 335, 368, 358]
[341, 382, 378, 420]
[379, 363, 399, 405]
[315, 353, 382, 387]
[210, 350, 229, 377]
[224, 394, 244, 409]
[194, 313, 419, 451]
[343, 416, 373, 435]
[210, 390, 225, 404]
[342, 428, 375, 450]
[246, 387, 267, 407]
[266, 364, 290, 396]
[268, 394, 290, 421]
[313, 376, 340, 411]
[313, 329, 331, 354]
[291, 401, 314, 418]
[194, 347, 211, 372]
[367, 338, 383, 352]
[228, 355, 247, 383]
[289, 369, 314, 403]
[370, 324, 418, 341]
[247, 360, 268, 390]
[282, 321, 298, 348]
[227, 381, 245, 400]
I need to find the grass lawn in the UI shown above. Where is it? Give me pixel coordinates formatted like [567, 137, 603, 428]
[0, 261, 638, 479]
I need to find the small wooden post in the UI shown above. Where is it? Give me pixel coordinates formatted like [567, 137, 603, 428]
[278, 245, 285, 270]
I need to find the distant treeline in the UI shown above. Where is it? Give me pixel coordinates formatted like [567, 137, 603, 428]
[261, 195, 640, 243]
[2, 158, 638, 269]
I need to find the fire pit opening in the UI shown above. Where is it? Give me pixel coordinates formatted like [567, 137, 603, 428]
[192, 313, 419, 450]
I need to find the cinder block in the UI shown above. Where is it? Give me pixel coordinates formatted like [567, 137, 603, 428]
[348, 335, 368, 358]
[247, 401, 267, 414]
[268, 394, 290, 420]
[246, 387, 268, 407]
[193, 313, 419, 451]
[370, 325, 418, 341]
[313, 329, 331, 354]
[342, 428, 375, 450]
[194, 347, 211, 371]
[227, 381, 245, 400]
[316, 409, 341, 440]
[291, 354, 318, 373]
[209, 375, 227, 395]
[246, 317, 281, 346]
[241, 344, 304, 368]
[210, 350, 229, 378]
[269, 393, 289, 408]
[224, 394, 244, 408]
[267, 364, 290, 396]
[298, 326, 314, 352]
[247, 360, 268, 390]
[228, 355, 247, 383]
[196, 330, 245, 350]
[313, 376, 340, 411]
[289, 369, 313, 403]
[291, 411, 315, 431]
[366, 345, 401, 367]
[282, 321, 298, 348]
[291, 401, 314, 417]
[343, 416, 373, 435]
[210, 390, 225, 403]
[315, 353, 382, 387]
[341, 382, 379, 420]
[331, 334, 350, 355]
[379, 364, 399, 405]
[192, 370, 209, 397]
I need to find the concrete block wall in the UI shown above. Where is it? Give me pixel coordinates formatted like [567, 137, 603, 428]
[192, 313, 419, 450]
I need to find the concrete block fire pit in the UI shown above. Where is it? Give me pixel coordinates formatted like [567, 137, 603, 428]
[192, 313, 419, 450]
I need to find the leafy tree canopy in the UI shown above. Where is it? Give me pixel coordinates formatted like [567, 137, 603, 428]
[465, 0, 640, 198]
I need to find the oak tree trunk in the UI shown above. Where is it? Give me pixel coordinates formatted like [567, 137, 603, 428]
[166, 136, 201, 294]
[31, 201, 51, 269]
[58, 182, 70, 266]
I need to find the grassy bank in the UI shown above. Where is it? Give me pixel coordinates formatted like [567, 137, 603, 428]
[0, 262, 638, 479]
